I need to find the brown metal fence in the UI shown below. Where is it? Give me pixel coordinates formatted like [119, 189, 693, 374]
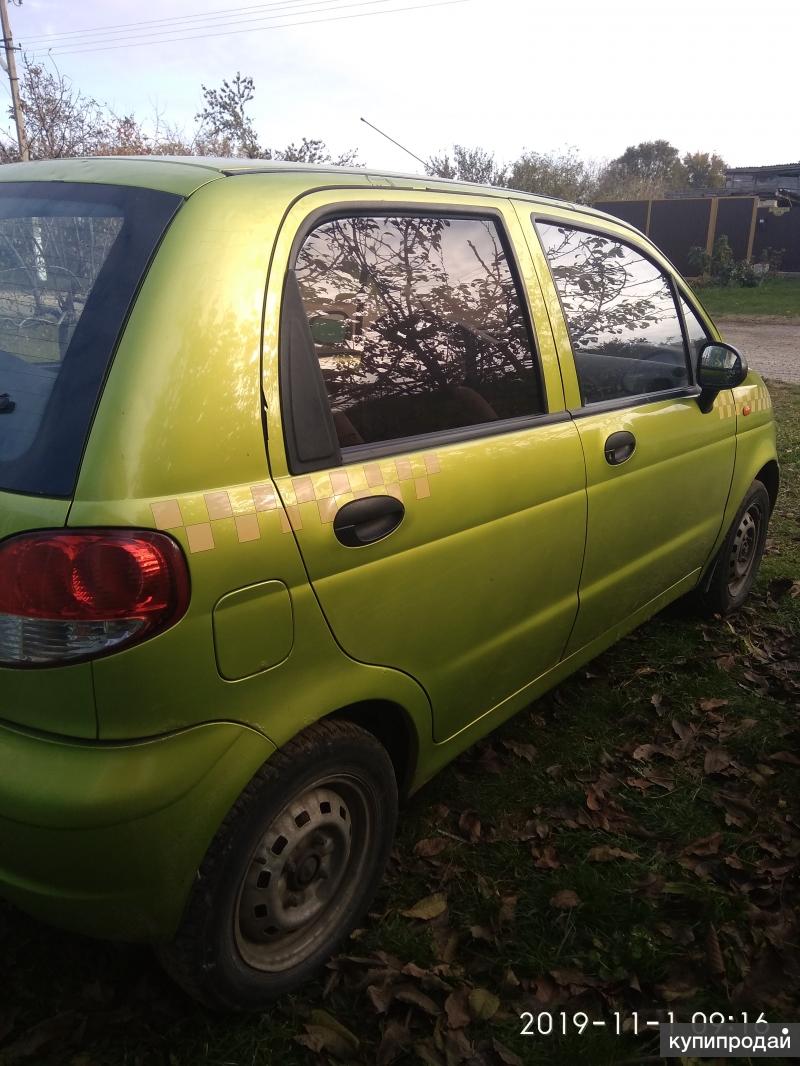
[591, 195, 800, 275]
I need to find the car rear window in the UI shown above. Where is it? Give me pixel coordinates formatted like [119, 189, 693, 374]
[0, 182, 181, 497]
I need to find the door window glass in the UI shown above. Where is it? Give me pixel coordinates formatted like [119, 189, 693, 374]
[293, 214, 543, 447]
[680, 295, 709, 369]
[536, 221, 690, 405]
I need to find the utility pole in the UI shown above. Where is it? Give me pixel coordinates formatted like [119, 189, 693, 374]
[0, 0, 28, 161]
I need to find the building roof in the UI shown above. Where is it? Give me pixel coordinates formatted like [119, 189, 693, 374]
[726, 162, 800, 176]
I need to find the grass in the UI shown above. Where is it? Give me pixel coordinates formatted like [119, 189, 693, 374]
[692, 275, 800, 317]
[1, 385, 799, 1066]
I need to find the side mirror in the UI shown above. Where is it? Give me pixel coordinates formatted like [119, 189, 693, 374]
[696, 341, 747, 413]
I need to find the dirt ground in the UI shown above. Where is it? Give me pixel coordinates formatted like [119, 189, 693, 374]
[716, 315, 800, 384]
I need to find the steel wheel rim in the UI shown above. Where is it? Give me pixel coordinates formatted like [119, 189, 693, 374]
[234, 775, 372, 972]
[727, 503, 762, 598]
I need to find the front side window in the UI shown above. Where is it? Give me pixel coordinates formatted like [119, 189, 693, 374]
[293, 214, 543, 448]
[536, 221, 690, 405]
[680, 295, 709, 368]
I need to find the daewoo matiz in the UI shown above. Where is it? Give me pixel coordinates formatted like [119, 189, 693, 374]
[0, 157, 778, 1008]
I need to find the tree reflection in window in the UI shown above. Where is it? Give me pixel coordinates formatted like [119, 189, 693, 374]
[536, 222, 690, 405]
[294, 214, 542, 447]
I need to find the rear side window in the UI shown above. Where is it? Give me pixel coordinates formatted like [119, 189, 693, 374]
[0, 182, 180, 497]
[536, 221, 690, 406]
[293, 214, 543, 449]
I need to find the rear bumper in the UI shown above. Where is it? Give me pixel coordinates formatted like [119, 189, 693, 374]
[0, 719, 274, 941]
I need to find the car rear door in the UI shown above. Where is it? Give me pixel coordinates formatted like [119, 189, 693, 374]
[263, 189, 587, 743]
[515, 204, 736, 654]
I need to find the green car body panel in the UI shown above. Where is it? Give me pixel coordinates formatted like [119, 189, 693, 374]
[0, 158, 778, 942]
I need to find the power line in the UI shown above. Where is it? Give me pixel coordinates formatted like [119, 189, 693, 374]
[26, 0, 397, 52]
[21, 0, 360, 45]
[26, 0, 468, 58]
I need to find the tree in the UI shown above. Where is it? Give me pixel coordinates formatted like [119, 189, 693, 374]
[0, 58, 111, 161]
[0, 60, 357, 166]
[426, 145, 507, 186]
[596, 139, 688, 200]
[682, 150, 727, 190]
[195, 72, 263, 158]
[508, 147, 600, 203]
[275, 137, 358, 166]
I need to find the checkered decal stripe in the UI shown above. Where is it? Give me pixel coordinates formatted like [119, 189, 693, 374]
[746, 383, 772, 413]
[150, 452, 442, 553]
[717, 383, 772, 419]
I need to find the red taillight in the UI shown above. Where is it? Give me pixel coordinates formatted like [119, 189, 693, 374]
[0, 530, 190, 666]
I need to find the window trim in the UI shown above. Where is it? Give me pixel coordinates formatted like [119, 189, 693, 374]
[674, 289, 711, 379]
[532, 213, 696, 411]
[280, 202, 551, 473]
[342, 410, 572, 463]
[568, 384, 701, 419]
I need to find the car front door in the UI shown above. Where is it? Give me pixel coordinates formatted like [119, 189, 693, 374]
[517, 207, 737, 654]
[264, 190, 587, 742]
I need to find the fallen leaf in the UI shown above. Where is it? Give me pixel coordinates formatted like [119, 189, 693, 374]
[501, 739, 538, 762]
[393, 983, 440, 1016]
[587, 845, 638, 862]
[655, 977, 700, 1002]
[671, 718, 695, 742]
[376, 1019, 411, 1066]
[413, 1039, 445, 1066]
[414, 837, 448, 859]
[401, 893, 447, 921]
[498, 894, 518, 925]
[633, 743, 669, 761]
[443, 1028, 474, 1062]
[684, 832, 722, 856]
[704, 748, 732, 774]
[297, 1010, 360, 1059]
[468, 987, 500, 1021]
[492, 1038, 524, 1066]
[706, 925, 726, 980]
[769, 751, 800, 766]
[367, 982, 395, 1014]
[457, 809, 482, 843]
[550, 889, 581, 909]
[531, 844, 560, 869]
[444, 988, 471, 1029]
[699, 698, 729, 711]
[468, 924, 494, 942]
[768, 576, 797, 600]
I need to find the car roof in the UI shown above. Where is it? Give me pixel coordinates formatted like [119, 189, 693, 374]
[0, 155, 629, 232]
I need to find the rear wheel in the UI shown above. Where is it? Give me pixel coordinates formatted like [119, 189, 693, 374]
[695, 480, 770, 615]
[158, 719, 397, 1010]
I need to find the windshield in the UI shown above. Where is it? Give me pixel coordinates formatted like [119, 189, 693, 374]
[0, 182, 181, 497]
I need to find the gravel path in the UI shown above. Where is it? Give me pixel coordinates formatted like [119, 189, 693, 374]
[715, 316, 800, 384]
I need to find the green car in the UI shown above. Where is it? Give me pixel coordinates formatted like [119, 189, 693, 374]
[0, 158, 778, 1009]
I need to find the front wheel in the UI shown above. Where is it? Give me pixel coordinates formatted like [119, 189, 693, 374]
[695, 480, 771, 616]
[158, 719, 398, 1010]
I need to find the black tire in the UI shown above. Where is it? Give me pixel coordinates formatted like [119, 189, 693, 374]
[695, 479, 771, 616]
[157, 719, 398, 1010]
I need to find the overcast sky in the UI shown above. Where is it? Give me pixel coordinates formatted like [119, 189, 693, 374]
[9, 0, 796, 173]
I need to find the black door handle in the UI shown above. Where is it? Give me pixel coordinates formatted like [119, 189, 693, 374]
[604, 430, 636, 466]
[333, 494, 405, 546]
